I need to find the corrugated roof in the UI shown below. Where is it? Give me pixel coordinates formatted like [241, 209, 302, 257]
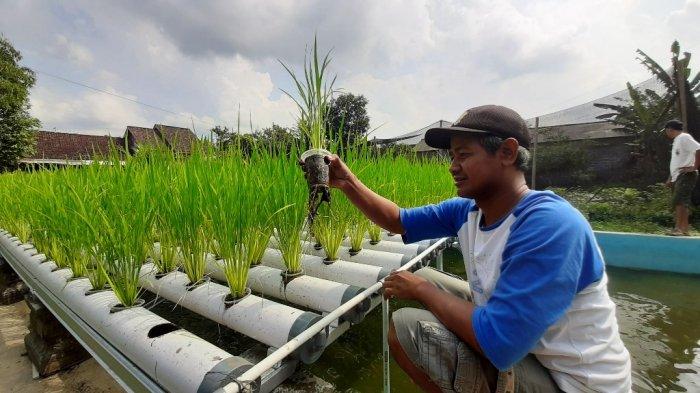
[525, 76, 667, 127]
[374, 120, 452, 146]
[531, 121, 629, 143]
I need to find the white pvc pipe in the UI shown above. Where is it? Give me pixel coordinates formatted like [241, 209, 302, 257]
[259, 248, 390, 289]
[204, 258, 370, 324]
[297, 240, 408, 271]
[380, 231, 404, 243]
[139, 263, 326, 364]
[0, 232, 252, 393]
[342, 238, 428, 256]
[217, 238, 449, 393]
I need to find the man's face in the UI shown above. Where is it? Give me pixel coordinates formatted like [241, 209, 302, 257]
[665, 128, 674, 140]
[448, 135, 501, 198]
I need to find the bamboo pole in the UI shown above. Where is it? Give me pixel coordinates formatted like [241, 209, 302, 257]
[672, 56, 688, 132]
[531, 117, 539, 189]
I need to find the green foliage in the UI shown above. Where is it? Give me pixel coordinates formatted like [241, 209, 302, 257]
[254, 124, 299, 154]
[534, 129, 593, 187]
[595, 84, 674, 182]
[0, 35, 40, 171]
[327, 93, 370, 148]
[551, 185, 699, 235]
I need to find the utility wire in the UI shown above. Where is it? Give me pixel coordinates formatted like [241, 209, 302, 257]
[34, 69, 221, 130]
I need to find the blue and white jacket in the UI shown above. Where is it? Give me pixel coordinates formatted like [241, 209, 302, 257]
[400, 191, 631, 392]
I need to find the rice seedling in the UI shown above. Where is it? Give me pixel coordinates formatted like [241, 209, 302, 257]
[280, 35, 335, 150]
[281, 36, 338, 225]
[269, 145, 309, 275]
[368, 223, 382, 244]
[312, 195, 347, 261]
[88, 155, 155, 307]
[167, 149, 210, 285]
[347, 214, 369, 254]
[146, 147, 182, 275]
[202, 148, 253, 299]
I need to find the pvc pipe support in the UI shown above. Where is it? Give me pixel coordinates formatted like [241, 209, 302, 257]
[139, 263, 326, 364]
[298, 240, 409, 271]
[0, 232, 253, 393]
[204, 258, 369, 324]
[260, 248, 390, 289]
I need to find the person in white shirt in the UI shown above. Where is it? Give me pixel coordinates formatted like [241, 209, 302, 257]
[664, 119, 700, 236]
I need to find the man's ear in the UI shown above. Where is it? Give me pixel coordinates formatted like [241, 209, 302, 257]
[498, 138, 519, 166]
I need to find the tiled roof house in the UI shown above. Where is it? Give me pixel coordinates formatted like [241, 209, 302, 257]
[24, 131, 125, 165]
[23, 124, 198, 166]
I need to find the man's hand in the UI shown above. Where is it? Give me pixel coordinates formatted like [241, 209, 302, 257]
[298, 154, 355, 191]
[382, 270, 432, 301]
[325, 154, 356, 190]
[679, 166, 698, 174]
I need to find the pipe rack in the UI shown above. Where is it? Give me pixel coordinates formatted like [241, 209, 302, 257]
[1, 226, 450, 393]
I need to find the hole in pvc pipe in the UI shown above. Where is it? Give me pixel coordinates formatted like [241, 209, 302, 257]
[147, 323, 180, 338]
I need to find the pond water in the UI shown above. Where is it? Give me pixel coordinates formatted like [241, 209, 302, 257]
[146, 247, 699, 392]
[306, 248, 700, 392]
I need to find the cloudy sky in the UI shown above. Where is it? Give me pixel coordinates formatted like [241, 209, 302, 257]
[1, 0, 699, 138]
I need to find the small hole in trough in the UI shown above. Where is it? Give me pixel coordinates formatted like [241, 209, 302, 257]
[147, 323, 180, 338]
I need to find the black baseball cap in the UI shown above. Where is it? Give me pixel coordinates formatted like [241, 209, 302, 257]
[664, 119, 683, 131]
[425, 105, 531, 149]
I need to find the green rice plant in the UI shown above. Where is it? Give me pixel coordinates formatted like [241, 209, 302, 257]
[66, 161, 111, 289]
[167, 149, 210, 285]
[88, 155, 155, 307]
[241, 145, 275, 266]
[202, 148, 253, 299]
[368, 223, 382, 244]
[312, 191, 348, 261]
[0, 172, 35, 242]
[147, 148, 183, 275]
[347, 214, 369, 253]
[268, 145, 309, 274]
[280, 35, 336, 150]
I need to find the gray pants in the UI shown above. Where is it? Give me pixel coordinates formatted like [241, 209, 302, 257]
[392, 267, 561, 393]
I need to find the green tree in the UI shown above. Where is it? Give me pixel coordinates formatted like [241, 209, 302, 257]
[594, 41, 700, 182]
[0, 36, 40, 171]
[594, 84, 675, 182]
[254, 123, 298, 152]
[210, 125, 232, 149]
[327, 92, 370, 148]
[636, 41, 700, 139]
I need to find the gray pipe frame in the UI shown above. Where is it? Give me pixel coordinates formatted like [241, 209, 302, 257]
[216, 237, 449, 393]
[260, 248, 391, 289]
[204, 257, 370, 324]
[139, 262, 327, 364]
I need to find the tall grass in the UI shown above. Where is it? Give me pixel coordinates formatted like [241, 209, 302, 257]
[0, 129, 457, 306]
[280, 36, 336, 150]
[269, 145, 309, 274]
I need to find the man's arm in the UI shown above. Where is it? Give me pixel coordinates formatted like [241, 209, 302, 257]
[326, 155, 405, 234]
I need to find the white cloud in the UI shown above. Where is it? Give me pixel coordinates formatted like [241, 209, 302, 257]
[4, 0, 700, 139]
[46, 34, 93, 67]
[30, 84, 150, 136]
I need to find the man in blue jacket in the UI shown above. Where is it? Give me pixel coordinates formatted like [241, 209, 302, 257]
[325, 105, 631, 392]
